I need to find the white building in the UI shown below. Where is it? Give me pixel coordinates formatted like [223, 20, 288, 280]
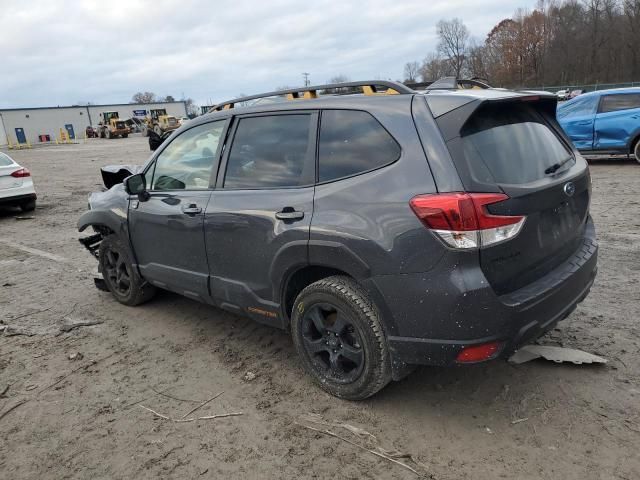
[0, 101, 187, 146]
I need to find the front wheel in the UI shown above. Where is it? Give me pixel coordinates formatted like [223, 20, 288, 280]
[98, 235, 156, 306]
[291, 276, 391, 400]
[634, 140, 640, 164]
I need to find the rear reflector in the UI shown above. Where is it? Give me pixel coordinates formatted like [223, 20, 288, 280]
[456, 341, 503, 363]
[11, 167, 31, 178]
[409, 193, 525, 249]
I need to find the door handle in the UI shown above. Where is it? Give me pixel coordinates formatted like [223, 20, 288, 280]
[275, 208, 304, 221]
[181, 204, 202, 215]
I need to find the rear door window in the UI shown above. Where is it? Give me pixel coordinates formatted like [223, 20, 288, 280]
[460, 103, 574, 185]
[318, 110, 400, 182]
[223, 114, 314, 189]
[599, 94, 640, 113]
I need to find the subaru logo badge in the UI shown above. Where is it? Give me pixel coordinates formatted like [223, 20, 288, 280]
[563, 181, 576, 197]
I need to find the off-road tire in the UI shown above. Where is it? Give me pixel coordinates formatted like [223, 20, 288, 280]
[106, 129, 112, 139]
[122, 133, 128, 138]
[98, 235, 156, 306]
[20, 199, 36, 212]
[291, 275, 392, 400]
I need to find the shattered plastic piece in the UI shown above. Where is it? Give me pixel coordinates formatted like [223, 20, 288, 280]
[509, 345, 608, 365]
[243, 371, 257, 382]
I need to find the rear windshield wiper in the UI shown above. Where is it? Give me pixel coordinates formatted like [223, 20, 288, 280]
[544, 156, 573, 175]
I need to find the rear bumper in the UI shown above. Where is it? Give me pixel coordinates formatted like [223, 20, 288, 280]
[0, 185, 37, 205]
[368, 218, 598, 367]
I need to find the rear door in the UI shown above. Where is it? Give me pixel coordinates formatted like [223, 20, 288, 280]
[204, 111, 317, 325]
[128, 119, 227, 301]
[434, 97, 591, 295]
[594, 93, 640, 150]
[556, 95, 599, 150]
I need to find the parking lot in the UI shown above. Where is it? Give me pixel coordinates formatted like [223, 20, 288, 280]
[1, 136, 639, 479]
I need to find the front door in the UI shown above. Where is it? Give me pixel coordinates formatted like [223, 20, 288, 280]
[15, 128, 26, 144]
[65, 124, 75, 140]
[204, 112, 317, 326]
[128, 119, 228, 302]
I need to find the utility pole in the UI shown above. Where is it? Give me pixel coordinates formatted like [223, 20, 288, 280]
[302, 72, 310, 87]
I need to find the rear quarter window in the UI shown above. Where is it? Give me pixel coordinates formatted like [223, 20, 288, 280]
[460, 103, 574, 185]
[318, 110, 400, 182]
[0, 152, 14, 166]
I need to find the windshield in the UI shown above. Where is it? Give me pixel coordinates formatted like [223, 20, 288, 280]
[460, 103, 574, 184]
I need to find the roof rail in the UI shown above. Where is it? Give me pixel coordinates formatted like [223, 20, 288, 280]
[208, 80, 415, 112]
[425, 77, 491, 91]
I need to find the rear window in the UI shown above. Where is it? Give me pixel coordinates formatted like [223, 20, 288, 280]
[0, 152, 14, 166]
[460, 103, 574, 185]
[318, 110, 400, 182]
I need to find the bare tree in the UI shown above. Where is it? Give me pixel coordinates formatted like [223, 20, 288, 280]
[437, 18, 470, 78]
[467, 40, 489, 80]
[328, 75, 350, 84]
[183, 98, 197, 116]
[419, 53, 451, 81]
[131, 91, 157, 104]
[403, 62, 420, 82]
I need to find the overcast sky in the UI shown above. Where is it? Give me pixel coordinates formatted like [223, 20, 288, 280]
[1, 0, 536, 109]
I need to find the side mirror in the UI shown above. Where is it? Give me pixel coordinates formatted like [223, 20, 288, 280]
[149, 131, 163, 151]
[124, 173, 149, 201]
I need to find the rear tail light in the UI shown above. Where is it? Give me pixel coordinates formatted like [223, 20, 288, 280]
[409, 193, 525, 249]
[456, 341, 503, 363]
[11, 167, 31, 178]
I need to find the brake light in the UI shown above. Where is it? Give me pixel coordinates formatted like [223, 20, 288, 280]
[456, 341, 503, 363]
[409, 193, 525, 249]
[11, 167, 31, 178]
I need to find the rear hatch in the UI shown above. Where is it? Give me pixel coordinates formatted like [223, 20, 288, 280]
[430, 94, 590, 295]
[0, 153, 22, 191]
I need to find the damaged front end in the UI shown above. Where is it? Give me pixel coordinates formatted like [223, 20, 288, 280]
[78, 165, 139, 291]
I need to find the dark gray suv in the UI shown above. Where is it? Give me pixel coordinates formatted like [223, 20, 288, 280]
[78, 80, 598, 400]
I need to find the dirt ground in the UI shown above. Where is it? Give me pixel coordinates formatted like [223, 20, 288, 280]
[0, 136, 639, 480]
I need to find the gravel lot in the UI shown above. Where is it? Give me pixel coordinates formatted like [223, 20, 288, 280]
[1, 136, 639, 479]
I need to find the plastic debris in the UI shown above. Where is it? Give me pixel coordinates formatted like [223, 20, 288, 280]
[509, 345, 608, 365]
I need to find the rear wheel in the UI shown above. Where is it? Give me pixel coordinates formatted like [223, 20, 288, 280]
[122, 133, 128, 138]
[106, 129, 112, 139]
[20, 199, 36, 212]
[98, 235, 156, 306]
[634, 139, 640, 164]
[291, 276, 391, 400]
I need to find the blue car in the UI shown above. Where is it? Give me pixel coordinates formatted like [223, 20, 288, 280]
[557, 88, 640, 162]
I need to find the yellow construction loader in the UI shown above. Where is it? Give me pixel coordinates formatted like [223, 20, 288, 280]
[97, 112, 129, 139]
[142, 109, 180, 136]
